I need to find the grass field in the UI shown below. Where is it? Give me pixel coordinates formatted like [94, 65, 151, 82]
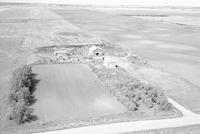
[32, 64, 126, 122]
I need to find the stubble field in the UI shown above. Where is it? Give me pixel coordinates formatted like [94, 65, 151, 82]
[32, 64, 126, 122]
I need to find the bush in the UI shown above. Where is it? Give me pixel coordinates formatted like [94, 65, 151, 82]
[126, 101, 137, 111]
[155, 91, 172, 111]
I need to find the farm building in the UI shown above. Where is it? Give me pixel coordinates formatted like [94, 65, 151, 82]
[56, 54, 66, 62]
[53, 50, 72, 62]
[89, 45, 104, 56]
[103, 56, 118, 68]
[53, 50, 71, 56]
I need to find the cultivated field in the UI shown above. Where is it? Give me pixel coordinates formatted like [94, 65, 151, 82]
[32, 64, 126, 122]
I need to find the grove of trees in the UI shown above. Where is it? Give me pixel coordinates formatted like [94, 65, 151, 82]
[8, 65, 35, 124]
[92, 67, 172, 112]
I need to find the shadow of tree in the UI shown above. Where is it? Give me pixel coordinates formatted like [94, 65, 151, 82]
[30, 73, 40, 94]
[28, 115, 39, 122]
[28, 73, 40, 122]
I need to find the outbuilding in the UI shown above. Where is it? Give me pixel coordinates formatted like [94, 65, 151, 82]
[53, 50, 69, 56]
[103, 56, 118, 68]
[56, 54, 66, 62]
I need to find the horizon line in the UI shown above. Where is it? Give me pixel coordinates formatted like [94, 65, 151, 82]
[0, 2, 200, 8]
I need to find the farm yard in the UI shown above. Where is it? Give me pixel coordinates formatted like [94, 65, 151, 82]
[0, 3, 200, 134]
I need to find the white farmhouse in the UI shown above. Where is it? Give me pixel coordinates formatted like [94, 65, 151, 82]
[89, 45, 104, 56]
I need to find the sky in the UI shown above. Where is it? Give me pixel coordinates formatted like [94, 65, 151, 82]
[0, 0, 200, 7]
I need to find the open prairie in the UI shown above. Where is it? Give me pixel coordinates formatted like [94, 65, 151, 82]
[32, 64, 125, 122]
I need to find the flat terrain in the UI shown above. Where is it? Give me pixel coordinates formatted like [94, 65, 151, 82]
[0, 4, 200, 133]
[52, 7, 200, 113]
[32, 64, 125, 122]
[0, 37, 25, 96]
[0, 6, 102, 127]
[52, 7, 200, 88]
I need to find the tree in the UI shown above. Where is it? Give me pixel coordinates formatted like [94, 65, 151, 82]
[16, 87, 32, 105]
[8, 65, 34, 124]
[8, 99, 33, 124]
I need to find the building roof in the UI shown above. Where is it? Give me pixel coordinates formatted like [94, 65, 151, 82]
[89, 45, 103, 55]
[104, 56, 120, 63]
[53, 50, 68, 55]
